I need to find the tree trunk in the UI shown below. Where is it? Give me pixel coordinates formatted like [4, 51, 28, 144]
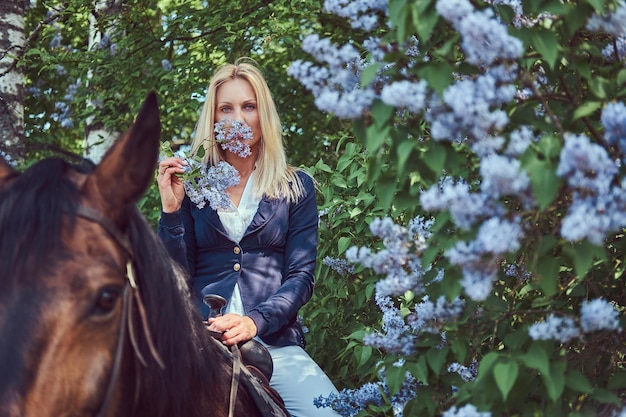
[0, 0, 25, 163]
[84, 0, 122, 163]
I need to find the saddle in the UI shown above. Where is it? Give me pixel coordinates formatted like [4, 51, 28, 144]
[205, 324, 290, 417]
[203, 295, 290, 417]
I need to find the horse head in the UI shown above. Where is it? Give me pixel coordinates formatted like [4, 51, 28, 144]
[0, 92, 161, 417]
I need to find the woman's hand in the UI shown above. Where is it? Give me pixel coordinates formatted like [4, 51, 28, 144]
[156, 156, 187, 213]
[208, 313, 258, 346]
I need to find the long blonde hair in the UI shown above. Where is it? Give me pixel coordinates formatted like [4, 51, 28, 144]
[191, 58, 306, 202]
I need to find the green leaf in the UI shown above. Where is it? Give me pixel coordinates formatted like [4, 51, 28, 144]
[493, 361, 519, 401]
[426, 346, 449, 374]
[526, 157, 560, 210]
[541, 361, 566, 402]
[371, 100, 395, 127]
[337, 236, 352, 254]
[531, 29, 559, 70]
[592, 388, 621, 405]
[417, 62, 454, 95]
[536, 255, 560, 296]
[477, 352, 500, 380]
[563, 241, 606, 278]
[608, 372, 626, 389]
[618, 69, 626, 86]
[565, 370, 593, 393]
[423, 142, 447, 175]
[519, 343, 550, 377]
[385, 362, 406, 395]
[412, 0, 439, 42]
[361, 62, 382, 87]
[572, 101, 602, 121]
[406, 355, 429, 382]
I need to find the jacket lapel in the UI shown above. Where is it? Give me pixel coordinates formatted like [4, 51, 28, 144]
[244, 197, 279, 237]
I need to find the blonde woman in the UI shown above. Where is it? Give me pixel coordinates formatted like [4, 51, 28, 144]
[157, 59, 340, 416]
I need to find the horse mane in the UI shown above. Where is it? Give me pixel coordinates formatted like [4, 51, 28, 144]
[0, 157, 232, 417]
[0, 158, 83, 282]
[126, 208, 231, 416]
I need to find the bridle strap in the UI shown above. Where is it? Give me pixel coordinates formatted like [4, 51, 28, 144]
[228, 344, 242, 417]
[73, 204, 164, 417]
[74, 205, 133, 257]
[95, 283, 130, 417]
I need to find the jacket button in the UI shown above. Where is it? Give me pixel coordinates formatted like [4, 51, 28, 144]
[233, 246, 241, 254]
[233, 263, 241, 271]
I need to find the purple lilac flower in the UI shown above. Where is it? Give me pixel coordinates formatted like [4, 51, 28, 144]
[213, 118, 253, 157]
[411, 295, 465, 333]
[346, 217, 427, 296]
[380, 80, 428, 113]
[323, 256, 355, 275]
[426, 66, 517, 148]
[161, 59, 172, 71]
[183, 160, 240, 210]
[363, 294, 416, 355]
[314, 382, 383, 416]
[580, 298, 621, 333]
[315, 366, 418, 417]
[528, 314, 581, 342]
[420, 177, 489, 230]
[586, 1, 626, 37]
[437, 0, 523, 66]
[601, 101, 626, 153]
[442, 403, 492, 417]
[505, 126, 537, 156]
[602, 36, 626, 62]
[448, 361, 478, 382]
[557, 133, 618, 195]
[479, 154, 531, 200]
[323, 0, 388, 31]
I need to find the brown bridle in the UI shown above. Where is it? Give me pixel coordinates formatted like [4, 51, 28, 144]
[73, 205, 164, 417]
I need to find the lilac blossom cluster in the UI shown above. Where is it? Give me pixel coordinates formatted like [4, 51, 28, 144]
[287, 35, 373, 119]
[448, 361, 478, 382]
[409, 295, 465, 334]
[436, 0, 523, 67]
[586, 0, 626, 37]
[445, 217, 523, 301]
[183, 160, 240, 210]
[602, 37, 626, 62]
[323, 0, 388, 31]
[420, 155, 529, 301]
[442, 404, 492, 417]
[363, 294, 416, 356]
[601, 102, 626, 154]
[528, 298, 622, 342]
[345, 217, 434, 297]
[426, 66, 518, 152]
[322, 256, 355, 275]
[315, 366, 418, 416]
[214, 118, 253, 157]
[556, 132, 626, 245]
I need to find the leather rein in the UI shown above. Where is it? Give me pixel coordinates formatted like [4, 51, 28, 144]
[73, 205, 164, 417]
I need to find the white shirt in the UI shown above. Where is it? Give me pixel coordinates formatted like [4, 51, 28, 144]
[217, 170, 260, 315]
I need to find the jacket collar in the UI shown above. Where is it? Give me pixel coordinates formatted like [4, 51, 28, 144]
[196, 196, 279, 240]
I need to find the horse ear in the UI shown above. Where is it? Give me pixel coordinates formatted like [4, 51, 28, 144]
[83, 91, 161, 226]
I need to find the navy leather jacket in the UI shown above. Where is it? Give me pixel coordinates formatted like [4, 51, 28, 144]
[158, 171, 317, 348]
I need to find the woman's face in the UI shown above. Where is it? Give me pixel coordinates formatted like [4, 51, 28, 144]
[215, 78, 262, 149]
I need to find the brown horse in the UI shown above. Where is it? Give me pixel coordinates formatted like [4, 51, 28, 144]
[0, 92, 283, 417]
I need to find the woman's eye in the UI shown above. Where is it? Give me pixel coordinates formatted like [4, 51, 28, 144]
[220, 106, 232, 113]
[243, 104, 255, 111]
[93, 286, 122, 315]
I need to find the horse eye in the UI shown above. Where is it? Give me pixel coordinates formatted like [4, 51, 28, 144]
[94, 286, 122, 315]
